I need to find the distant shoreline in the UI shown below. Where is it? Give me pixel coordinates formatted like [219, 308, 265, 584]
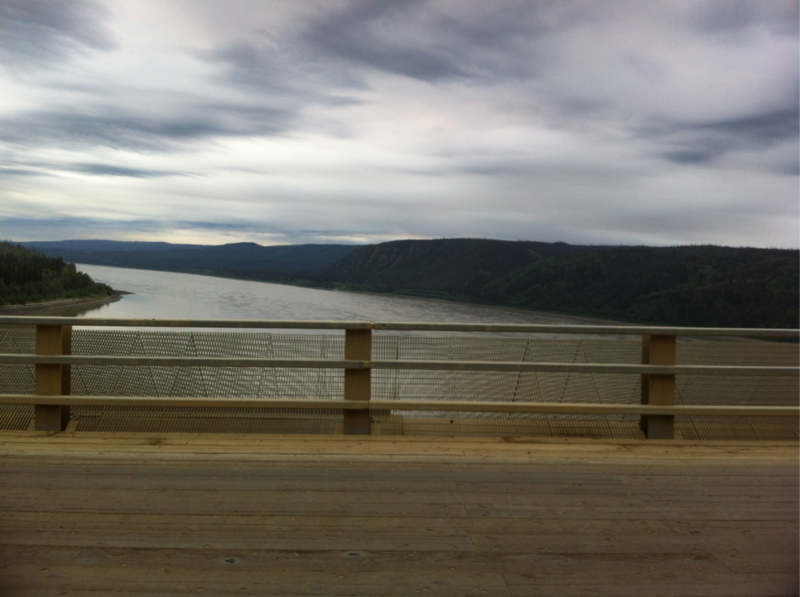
[0, 291, 130, 316]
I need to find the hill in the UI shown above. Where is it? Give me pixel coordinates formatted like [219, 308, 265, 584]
[318, 238, 605, 299]
[22, 241, 358, 280]
[0, 242, 113, 306]
[484, 245, 799, 328]
[316, 239, 798, 329]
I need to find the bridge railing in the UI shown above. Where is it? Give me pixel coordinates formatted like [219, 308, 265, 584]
[0, 316, 797, 439]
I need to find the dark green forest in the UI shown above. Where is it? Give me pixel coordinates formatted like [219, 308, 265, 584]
[319, 239, 602, 297]
[0, 242, 113, 306]
[483, 246, 799, 329]
[318, 240, 799, 329]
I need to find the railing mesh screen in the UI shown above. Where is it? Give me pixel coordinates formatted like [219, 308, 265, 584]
[1, 327, 797, 439]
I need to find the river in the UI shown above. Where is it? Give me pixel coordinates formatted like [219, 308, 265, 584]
[69, 264, 621, 330]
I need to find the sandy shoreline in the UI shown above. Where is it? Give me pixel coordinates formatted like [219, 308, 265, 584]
[0, 291, 130, 316]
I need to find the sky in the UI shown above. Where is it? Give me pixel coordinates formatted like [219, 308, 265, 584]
[0, 0, 798, 248]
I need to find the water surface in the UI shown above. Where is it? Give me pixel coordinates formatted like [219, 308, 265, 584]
[71, 264, 624, 335]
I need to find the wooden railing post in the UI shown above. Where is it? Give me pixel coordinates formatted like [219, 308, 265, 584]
[640, 334, 676, 439]
[62, 325, 72, 398]
[35, 325, 70, 431]
[343, 327, 372, 435]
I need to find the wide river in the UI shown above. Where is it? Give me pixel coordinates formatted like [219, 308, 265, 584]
[73, 264, 619, 329]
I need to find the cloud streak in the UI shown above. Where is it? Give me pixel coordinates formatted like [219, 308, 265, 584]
[0, 0, 115, 67]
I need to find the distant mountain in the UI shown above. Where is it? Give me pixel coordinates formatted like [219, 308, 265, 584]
[21, 240, 359, 280]
[23, 240, 204, 253]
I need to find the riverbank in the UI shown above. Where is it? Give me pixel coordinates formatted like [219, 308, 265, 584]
[0, 291, 130, 316]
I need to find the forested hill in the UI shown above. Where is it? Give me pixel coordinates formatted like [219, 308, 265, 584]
[0, 242, 113, 306]
[23, 241, 358, 279]
[317, 240, 799, 329]
[320, 239, 605, 297]
[483, 246, 798, 329]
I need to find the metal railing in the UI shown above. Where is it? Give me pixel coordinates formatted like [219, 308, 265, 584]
[0, 316, 797, 439]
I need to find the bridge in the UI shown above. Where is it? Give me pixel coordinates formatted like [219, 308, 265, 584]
[0, 317, 797, 595]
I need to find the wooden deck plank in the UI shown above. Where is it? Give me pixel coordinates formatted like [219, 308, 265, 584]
[2, 548, 798, 595]
[11, 529, 787, 558]
[0, 432, 797, 596]
[3, 459, 797, 490]
[504, 580, 799, 597]
[1, 430, 797, 459]
[0, 512, 683, 537]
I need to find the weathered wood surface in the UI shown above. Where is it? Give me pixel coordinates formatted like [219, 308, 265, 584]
[0, 433, 797, 596]
[34, 324, 69, 431]
[3, 394, 796, 417]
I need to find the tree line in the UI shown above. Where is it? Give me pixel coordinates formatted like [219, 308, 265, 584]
[0, 242, 113, 306]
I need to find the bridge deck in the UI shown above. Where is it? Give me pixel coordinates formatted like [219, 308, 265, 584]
[0, 432, 797, 596]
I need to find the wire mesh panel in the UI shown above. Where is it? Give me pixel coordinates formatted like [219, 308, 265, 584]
[372, 336, 797, 439]
[0, 326, 35, 395]
[0, 326, 797, 438]
[372, 336, 642, 437]
[68, 330, 346, 433]
[675, 340, 799, 440]
[0, 327, 35, 430]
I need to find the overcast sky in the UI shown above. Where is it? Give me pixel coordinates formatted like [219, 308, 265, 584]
[1, 0, 797, 248]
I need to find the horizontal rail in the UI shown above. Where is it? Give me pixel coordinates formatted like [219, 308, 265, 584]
[369, 360, 799, 377]
[1, 354, 796, 376]
[0, 355, 364, 369]
[0, 394, 364, 410]
[372, 322, 800, 337]
[0, 317, 372, 330]
[0, 316, 797, 337]
[0, 394, 796, 416]
[375, 400, 799, 417]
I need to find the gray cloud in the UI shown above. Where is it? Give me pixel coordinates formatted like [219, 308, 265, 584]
[70, 163, 185, 178]
[199, 38, 365, 108]
[0, 103, 298, 150]
[654, 107, 799, 168]
[0, 216, 167, 242]
[299, 0, 589, 83]
[0, 0, 115, 67]
[0, 166, 41, 177]
[302, 0, 467, 81]
[691, 0, 799, 36]
[661, 149, 719, 166]
[700, 108, 800, 145]
[0, 157, 185, 178]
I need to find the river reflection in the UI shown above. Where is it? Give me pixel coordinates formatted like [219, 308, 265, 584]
[71, 264, 630, 337]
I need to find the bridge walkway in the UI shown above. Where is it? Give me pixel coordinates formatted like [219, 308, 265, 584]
[0, 432, 797, 596]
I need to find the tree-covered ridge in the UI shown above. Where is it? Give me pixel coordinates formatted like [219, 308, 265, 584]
[322, 240, 799, 329]
[483, 246, 798, 329]
[0, 242, 113, 306]
[321, 239, 604, 296]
